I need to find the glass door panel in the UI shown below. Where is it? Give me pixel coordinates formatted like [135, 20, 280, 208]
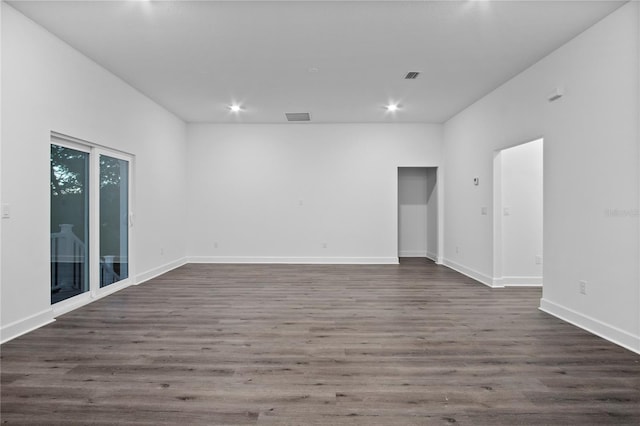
[50, 144, 90, 303]
[99, 155, 129, 287]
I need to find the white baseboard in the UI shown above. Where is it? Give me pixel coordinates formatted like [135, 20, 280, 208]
[188, 256, 399, 265]
[494, 276, 543, 287]
[399, 250, 428, 258]
[426, 251, 438, 262]
[136, 257, 188, 284]
[1, 309, 54, 344]
[540, 298, 640, 355]
[0, 258, 187, 344]
[442, 258, 494, 287]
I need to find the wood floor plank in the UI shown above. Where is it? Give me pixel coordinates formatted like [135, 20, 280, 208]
[2, 259, 639, 425]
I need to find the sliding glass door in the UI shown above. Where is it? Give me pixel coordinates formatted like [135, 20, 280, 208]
[50, 136, 133, 306]
[50, 144, 90, 304]
[99, 155, 129, 287]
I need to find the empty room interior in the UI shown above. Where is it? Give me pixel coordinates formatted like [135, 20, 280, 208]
[1, 0, 639, 424]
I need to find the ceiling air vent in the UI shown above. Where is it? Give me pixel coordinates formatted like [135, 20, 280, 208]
[285, 112, 311, 122]
[404, 71, 420, 80]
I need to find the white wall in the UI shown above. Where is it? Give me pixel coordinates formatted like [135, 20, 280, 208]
[0, 4, 188, 342]
[0, 3, 3, 330]
[637, 0, 640, 354]
[426, 167, 438, 261]
[498, 139, 543, 286]
[187, 123, 442, 263]
[443, 2, 639, 352]
[1, 1, 637, 355]
[398, 168, 428, 257]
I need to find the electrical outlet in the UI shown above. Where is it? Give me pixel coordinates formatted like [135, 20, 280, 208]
[322, 242, 327, 249]
[535, 256, 542, 265]
[160, 248, 165, 255]
[579, 280, 587, 295]
[455, 246, 459, 254]
[1, 204, 10, 219]
[214, 242, 218, 248]
[481, 207, 487, 215]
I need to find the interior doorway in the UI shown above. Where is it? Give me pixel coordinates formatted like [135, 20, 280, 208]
[398, 167, 438, 261]
[493, 138, 543, 287]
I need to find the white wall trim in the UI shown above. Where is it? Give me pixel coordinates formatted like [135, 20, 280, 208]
[50, 281, 135, 318]
[1, 258, 188, 344]
[94, 278, 135, 300]
[540, 298, 640, 355]
[442, 258, 495, 287]
[188, 256, 399, 265]
[136, 257, 188, 285]
[426, 251, 438, 262]
[1, 309, 54, 344]
[494, 276, 543, 287]
[399, 250, 428, 258]
[493, 150, 504, 283]
[491, 278, 506, 288]
[52, 292, 93, 317]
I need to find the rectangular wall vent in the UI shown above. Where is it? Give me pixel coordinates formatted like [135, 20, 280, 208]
[285, 112, 311, 122]
[404, 71, 420, 80]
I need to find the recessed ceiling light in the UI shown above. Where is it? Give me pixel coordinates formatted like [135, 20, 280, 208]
[386, 104, 399, 112]
[230, 105, 242, 112]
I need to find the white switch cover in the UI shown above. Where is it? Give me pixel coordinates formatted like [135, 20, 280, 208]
[503, 207, 511, 216]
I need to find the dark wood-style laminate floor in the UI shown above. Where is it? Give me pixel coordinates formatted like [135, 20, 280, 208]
[2, 259, 639, 425]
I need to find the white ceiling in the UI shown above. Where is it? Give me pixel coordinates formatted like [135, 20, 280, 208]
[8, 0, 626, 123]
